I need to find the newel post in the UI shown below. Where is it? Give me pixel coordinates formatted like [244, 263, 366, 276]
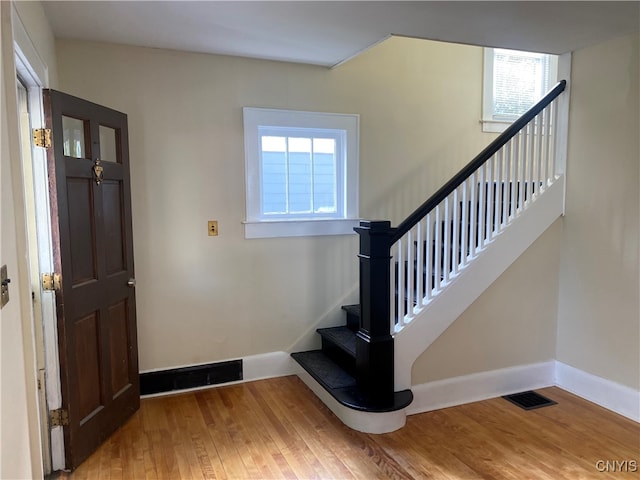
[354, 220, 395, 405]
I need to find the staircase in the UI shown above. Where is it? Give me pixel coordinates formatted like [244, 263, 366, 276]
[292, 80, 568, 433]
[292, 305, 413, 413]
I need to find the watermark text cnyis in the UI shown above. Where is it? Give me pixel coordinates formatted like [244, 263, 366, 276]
[595, 460, 638, 473]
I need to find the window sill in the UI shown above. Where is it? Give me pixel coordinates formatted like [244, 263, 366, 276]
[243, 218, 361, 239]
[480, 119, 512, 133]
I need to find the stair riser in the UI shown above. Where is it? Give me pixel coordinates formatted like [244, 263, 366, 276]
[345, 311, 359, 331]
[321, 340, 356, 376]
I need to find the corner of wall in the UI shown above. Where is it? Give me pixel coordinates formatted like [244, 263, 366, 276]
[557, 31, 639, 391]
[12, 0, 58, 87]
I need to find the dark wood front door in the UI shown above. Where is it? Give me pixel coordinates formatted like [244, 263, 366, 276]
[43, 90, 139, 470]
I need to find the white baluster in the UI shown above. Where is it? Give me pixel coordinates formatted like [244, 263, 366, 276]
[536, 111, 543, 198]
[390, 242, 397, 332]
[527, 121, 535, 205]
[503, 142, 511, 225]
[469, 172, 477, 257]
[486, 157, 494, 242]
[540, 107, 547, 192]
[519, 130, 526, 212]
[415, 220, 423, 308]
[495, 150, 503, 233]
[396, 240, 404, 326]
[544, 104, 553, 188]
[551, 100, 559, 182]
[452, 188, 459, 276]
[434, 205, 441, 293]
[477, 164, 485, 250]
[425, 212, 432, 301]
[443, 196, 450, 284]
[511, 136, 519, 221]
[406, 229, 414, 320]
[460, 179, 468, 267]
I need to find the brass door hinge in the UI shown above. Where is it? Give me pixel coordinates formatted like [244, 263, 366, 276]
[32, 128, 52, 148]
[42, 273, 61, 291]
[50, 408, 69, 427]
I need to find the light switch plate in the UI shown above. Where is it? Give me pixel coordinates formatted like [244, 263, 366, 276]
[1, 265, 9, 309]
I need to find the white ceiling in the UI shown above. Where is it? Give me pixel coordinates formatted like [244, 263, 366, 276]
[42, 1, 640, 67]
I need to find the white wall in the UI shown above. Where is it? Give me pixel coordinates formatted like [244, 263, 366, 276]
[557, 32, 640, 390]
[1, 26, 35, 476]
[55, 36, 498, 371]
[13, 0, 58, 87]
[1, 1, 58, 477]
[412, 219, 562, 384]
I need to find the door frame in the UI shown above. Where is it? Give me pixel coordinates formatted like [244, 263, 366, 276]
[12, 5, 65, 473]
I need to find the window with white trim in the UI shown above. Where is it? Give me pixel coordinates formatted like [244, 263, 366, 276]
[482, 48, 558, 132]
[243, 108, 359, 239]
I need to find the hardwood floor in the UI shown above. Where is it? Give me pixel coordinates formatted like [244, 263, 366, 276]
[57, 376, 639, 479]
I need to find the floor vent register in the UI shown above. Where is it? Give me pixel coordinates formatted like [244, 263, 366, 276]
[502, 390, 557, 410]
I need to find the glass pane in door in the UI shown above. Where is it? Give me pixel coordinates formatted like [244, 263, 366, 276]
[62, 116, 87, 159]
[99, 126, 118, 163]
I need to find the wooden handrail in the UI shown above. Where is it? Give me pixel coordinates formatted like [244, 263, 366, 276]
[391, 80, 566, 243]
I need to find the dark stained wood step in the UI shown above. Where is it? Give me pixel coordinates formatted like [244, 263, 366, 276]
[291, 350, 413, 413]
[317, 326, 356, 376]
[317, 326, 356, 357]
[341, 304, 360, 331]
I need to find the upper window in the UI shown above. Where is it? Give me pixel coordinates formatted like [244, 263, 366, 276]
[482, 48, 558, 132]
[243, 108, 359, 239]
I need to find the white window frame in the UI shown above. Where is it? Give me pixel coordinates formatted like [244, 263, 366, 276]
[243, 107, 360, 239]
[482, 48, 558, 133]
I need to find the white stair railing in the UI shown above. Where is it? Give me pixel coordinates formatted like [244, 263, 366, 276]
[391, 81, 565, 334]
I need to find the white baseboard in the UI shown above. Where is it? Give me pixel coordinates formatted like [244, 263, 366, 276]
[140, 354, 639, 426]
[243, 351, 296, 381]
[407, 361, 555, 415]
[555, 361, 640, 422]
[408, 360, 639, 424]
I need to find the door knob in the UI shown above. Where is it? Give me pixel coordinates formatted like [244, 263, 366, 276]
[127, 278, 136, 287]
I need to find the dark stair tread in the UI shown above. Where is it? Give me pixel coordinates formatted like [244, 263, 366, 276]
[292, 350, 355, 389]
[291, 351, 413, 413]
[341, 304, 360, 316]
[317, 326, 356, 357]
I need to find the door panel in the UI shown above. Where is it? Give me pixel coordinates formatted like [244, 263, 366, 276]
[108, 300, 130, 395]
[73, 312, 102, 420]
[102, 181, 126, 275]
[43, 89, 139, 470]
[66, 178, 97, 284]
